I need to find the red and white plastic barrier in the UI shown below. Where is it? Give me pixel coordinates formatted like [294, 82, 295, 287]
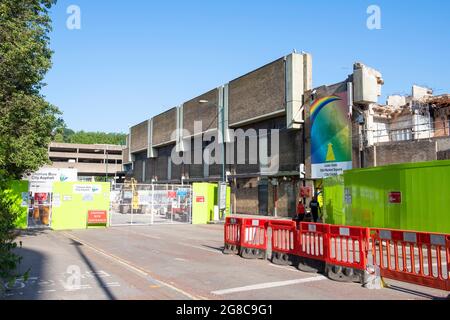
[298, 222, 329, 262]
[268, 220, 298, 265]
[327, 225, 369, 271]
[224, 217, 242, 254]
[240, 218, 268, 259]
[370, 228, 450, 291]
[270, 220, 297, 255]
[223, 217, 450, 292]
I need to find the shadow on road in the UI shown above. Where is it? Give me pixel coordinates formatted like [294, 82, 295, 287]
[2, 246, 44, 300]
[386, 284, 448, 300]
[69, 239, 117, 300]
[201, 244, 225, 253]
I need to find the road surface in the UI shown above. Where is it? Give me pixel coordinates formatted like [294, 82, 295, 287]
[2, 224, 448, 300]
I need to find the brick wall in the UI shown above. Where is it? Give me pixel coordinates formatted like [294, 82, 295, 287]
[130, 121, 148, 153]
[228, 58, 285, 125]
[153, 108, 177, 146]
[183, 89, 218, 136]
[372, 140, 437, 166]
[233, 178, 259, 215]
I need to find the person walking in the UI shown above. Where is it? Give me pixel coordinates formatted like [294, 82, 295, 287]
[296, 199, 306, 222]
[309, 196, 322, 223]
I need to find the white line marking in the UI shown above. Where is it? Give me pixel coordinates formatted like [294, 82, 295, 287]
[174, 258, 188, 262]
[37, 289, 56, 294]
[179, 243, 222, 254]
[211, 275, 327, 296]
[109, 228, 162, 240]
[268, 264, 301, 273]
[61, 232, 203, 300]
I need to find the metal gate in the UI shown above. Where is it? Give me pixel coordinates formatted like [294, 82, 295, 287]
[109, 183, 192, 226]
[28, 192, 52, 229]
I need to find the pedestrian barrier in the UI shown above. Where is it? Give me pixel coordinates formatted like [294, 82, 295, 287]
[370, 228, 450, 292]
[269, 220, 298, 266]
[223, 217, 242, 255]
[297, 222, 329, 273]
[222, 217, 450, 293]
[326, 225, 370, 283]
[240, 218, 268, 260]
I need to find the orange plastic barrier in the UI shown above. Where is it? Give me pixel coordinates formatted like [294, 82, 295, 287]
[370, 229, 450, 291]
[327, 225, 370, 271]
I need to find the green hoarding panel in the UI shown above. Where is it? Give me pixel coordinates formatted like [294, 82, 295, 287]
[324, 160, 450, 233]
[323, 175, 345, 226]
[51, 182, 110, 230]
[192, 183, 215, 224]
[6, 180, 29, 229]
[192, 183, 231, 224]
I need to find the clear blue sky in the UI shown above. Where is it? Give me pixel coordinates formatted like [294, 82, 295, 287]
[42, 0, 450, 133]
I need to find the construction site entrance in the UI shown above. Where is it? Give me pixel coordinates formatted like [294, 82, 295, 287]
[109, 182, 192, 226]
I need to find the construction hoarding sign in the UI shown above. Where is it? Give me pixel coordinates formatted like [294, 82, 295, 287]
[310, 91, 352, 179]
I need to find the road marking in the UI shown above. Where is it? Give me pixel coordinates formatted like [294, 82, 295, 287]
[179, 243, 222, 255]
[109, 228, 162, 240]
[211, 275, 327, 296]
[37, 289, 56, 294]
[61, 232, 204, 300]
[103, 282, 121, 288]
[174, 258, 188, 262]
[268, 264, 301, 273]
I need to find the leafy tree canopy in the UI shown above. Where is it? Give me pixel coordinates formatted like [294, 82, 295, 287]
[0, 0, 57, 289]
[53, 123, 127, 145]
[0, 0, 60, 180]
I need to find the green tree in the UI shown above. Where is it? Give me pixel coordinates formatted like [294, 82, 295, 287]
[0, 0, 58, 289]
[52, 121, 126, 145]
[67, 131, 127, 145]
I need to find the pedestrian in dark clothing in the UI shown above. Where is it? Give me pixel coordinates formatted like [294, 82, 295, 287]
[309, 197, 321, 223]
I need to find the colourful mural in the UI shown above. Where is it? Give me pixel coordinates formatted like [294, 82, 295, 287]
[310, 91, 352, 179]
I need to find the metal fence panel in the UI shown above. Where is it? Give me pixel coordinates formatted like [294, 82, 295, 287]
[109, 183, 192, 226]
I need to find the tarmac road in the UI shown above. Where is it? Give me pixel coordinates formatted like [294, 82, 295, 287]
[2, 224, 448, 300]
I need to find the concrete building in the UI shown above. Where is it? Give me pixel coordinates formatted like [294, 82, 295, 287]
[124, 52, 448, 218]
[124, 53, 377, 217]
[46, 142, 125, 181]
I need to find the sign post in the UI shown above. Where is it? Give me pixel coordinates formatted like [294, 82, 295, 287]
[218, 182, 227, 220]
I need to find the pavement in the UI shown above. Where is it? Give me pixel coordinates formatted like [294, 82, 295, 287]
[2, 224, 449, 300]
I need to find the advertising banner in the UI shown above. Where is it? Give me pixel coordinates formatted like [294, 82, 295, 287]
[311, 91, 352, 179]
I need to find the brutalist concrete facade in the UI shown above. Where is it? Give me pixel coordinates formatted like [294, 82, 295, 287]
[125, 53, 393, 218]
[125, 53, 314, 217]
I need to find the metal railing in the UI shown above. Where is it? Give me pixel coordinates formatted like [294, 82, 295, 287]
[109, 183, 192, 226]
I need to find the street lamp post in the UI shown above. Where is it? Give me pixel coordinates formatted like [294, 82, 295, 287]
[198, 100, 226, 183]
